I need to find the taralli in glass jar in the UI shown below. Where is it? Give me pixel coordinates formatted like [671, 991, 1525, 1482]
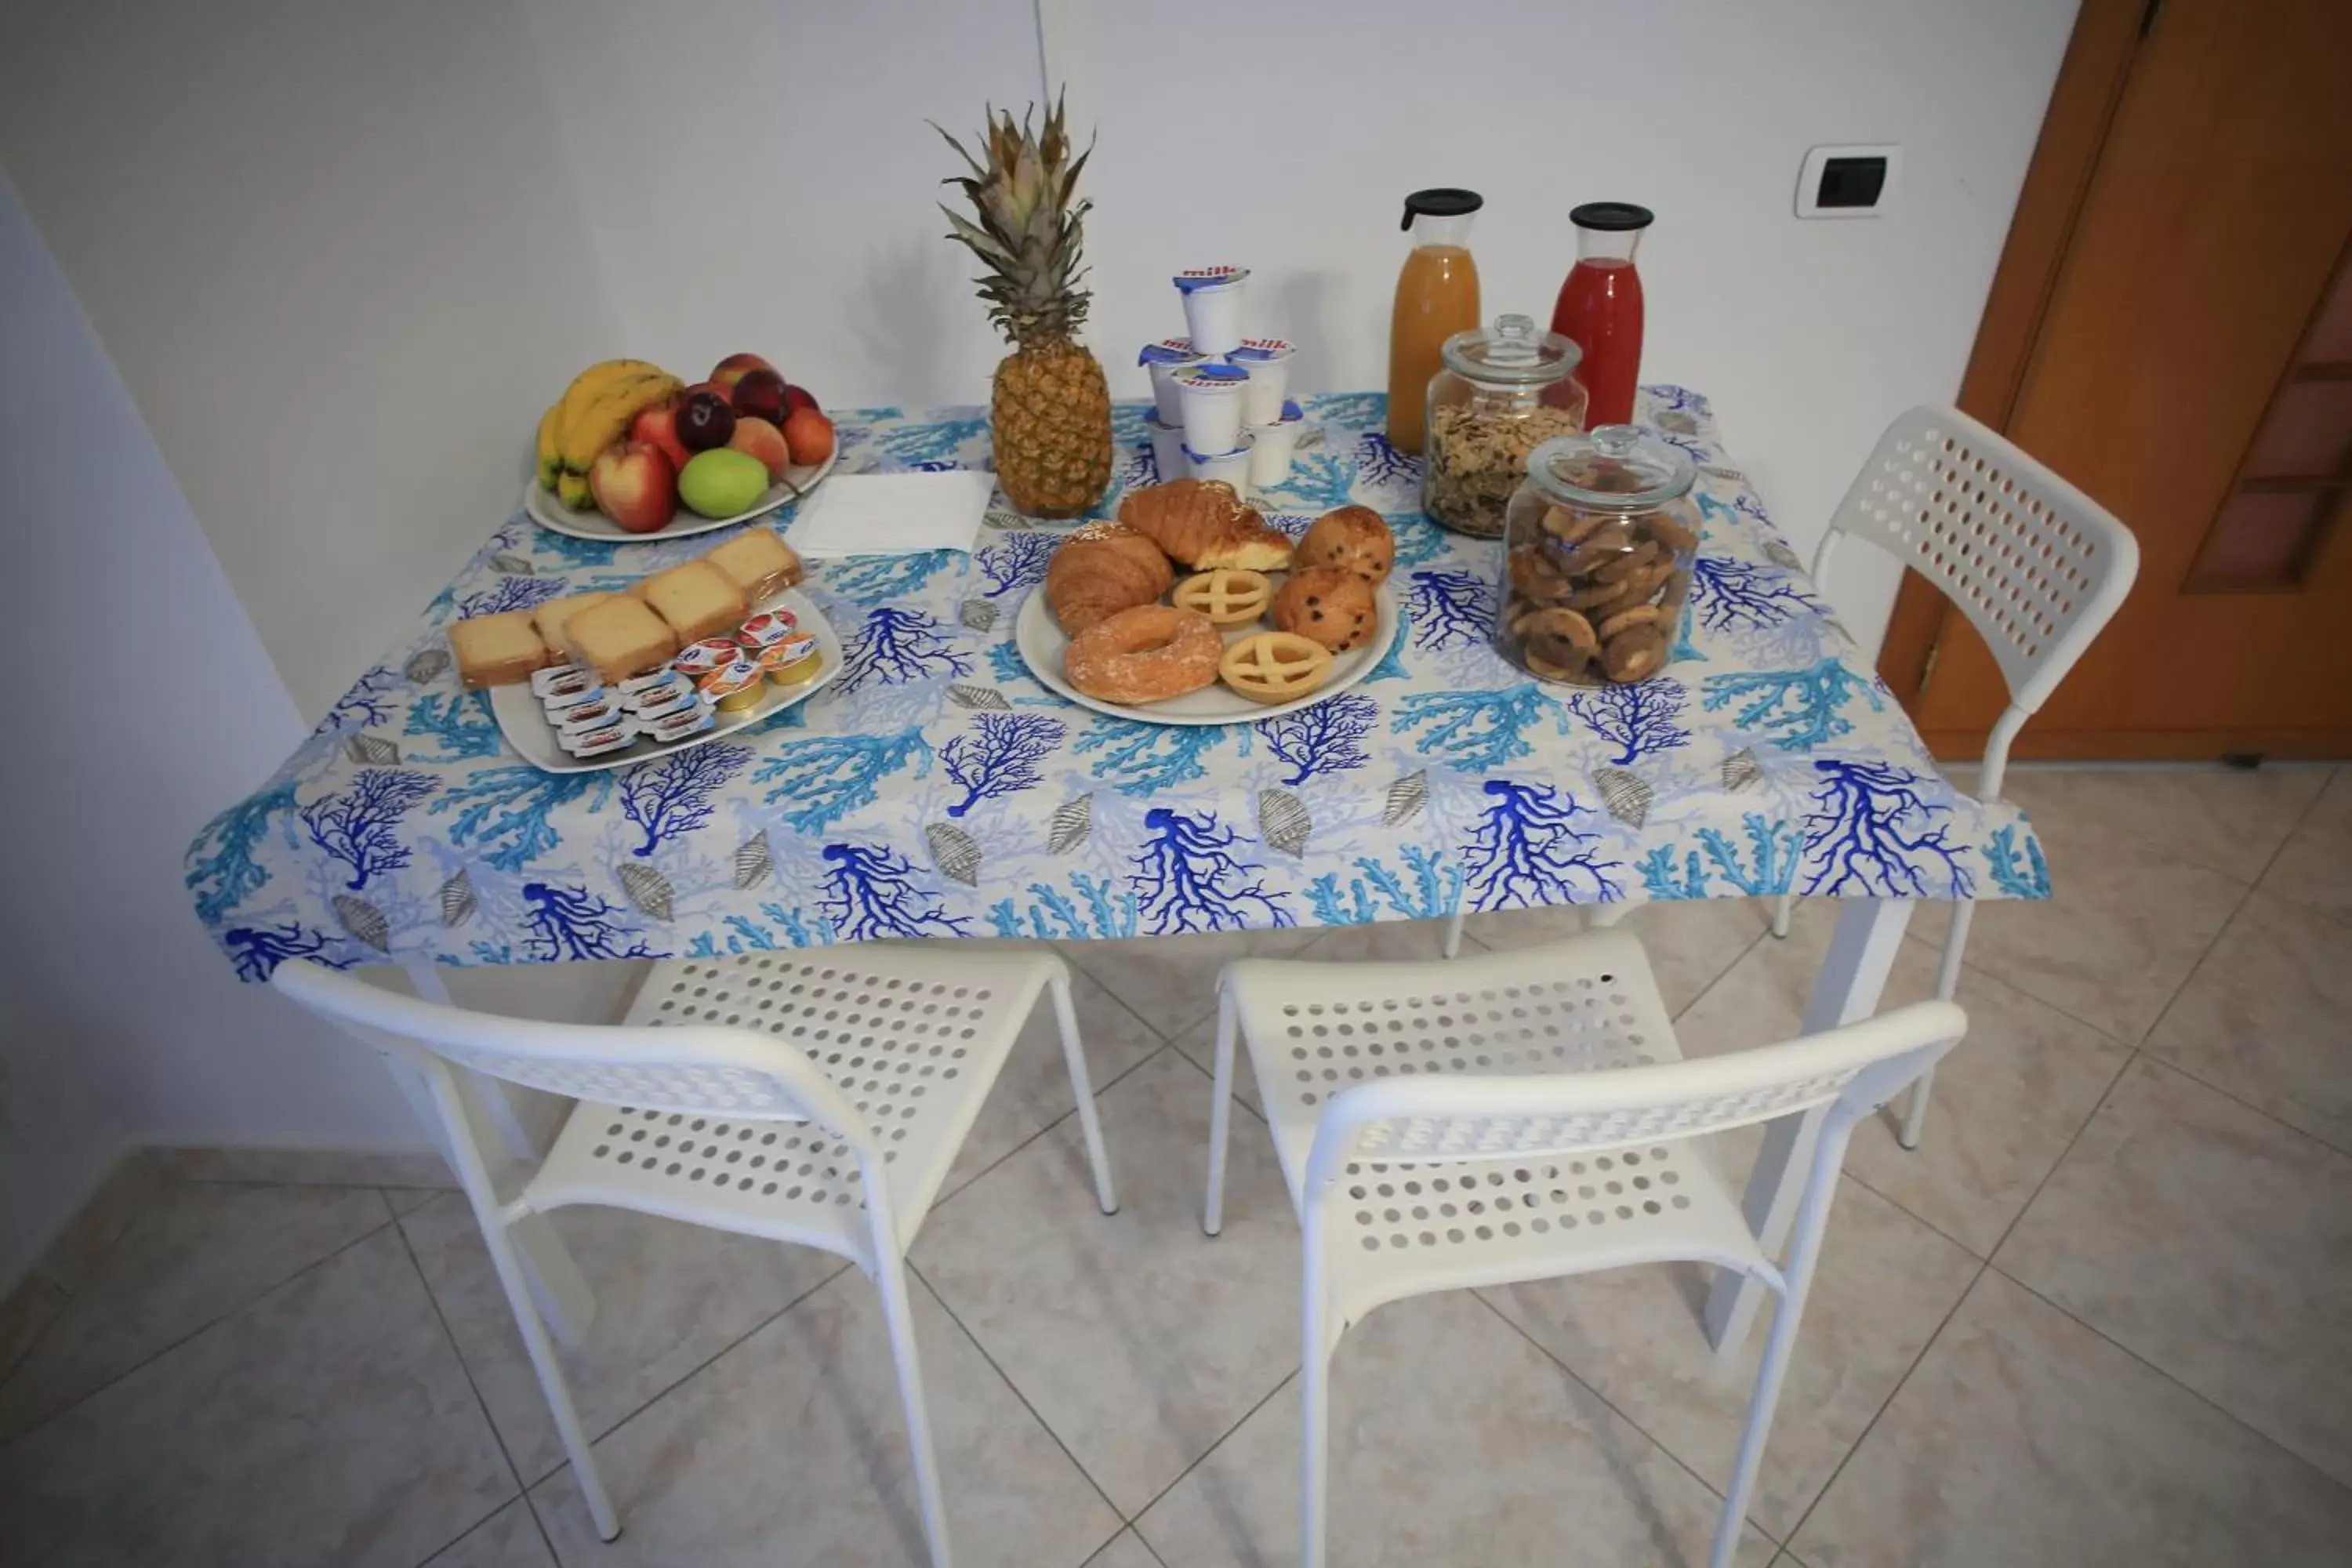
[1496, 426, 1698, 686]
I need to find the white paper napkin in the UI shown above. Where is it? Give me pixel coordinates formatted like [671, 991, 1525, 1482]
[784, 471, 996, 558]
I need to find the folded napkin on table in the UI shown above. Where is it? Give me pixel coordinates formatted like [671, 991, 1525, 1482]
[783, 470, 996, 557]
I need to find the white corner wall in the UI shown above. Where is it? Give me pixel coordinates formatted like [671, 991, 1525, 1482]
[1061, 0, 2077, 649]
[0, 172, 431, 1223]
[0, 0, 623, 721]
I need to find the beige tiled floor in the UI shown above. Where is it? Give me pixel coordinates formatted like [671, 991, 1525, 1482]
[2, 763, 2347, 1566]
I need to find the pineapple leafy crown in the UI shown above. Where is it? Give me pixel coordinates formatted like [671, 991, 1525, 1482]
[931, 93, 1094, 350]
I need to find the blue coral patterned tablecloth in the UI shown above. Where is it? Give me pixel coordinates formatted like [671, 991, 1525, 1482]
[187, 389, 2049, 978]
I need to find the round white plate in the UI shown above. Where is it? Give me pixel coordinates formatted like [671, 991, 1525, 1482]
[524, 445, 837, 543]
[1014, 578, 1402, 726]
[487, 587, 843, 774]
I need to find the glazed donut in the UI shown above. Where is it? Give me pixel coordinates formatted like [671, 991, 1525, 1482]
[1063, 604, 1222, 706]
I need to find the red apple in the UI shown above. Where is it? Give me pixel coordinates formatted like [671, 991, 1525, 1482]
[783, 383, 821, 416]
[782, 407, 835, 468]
[629, 399, 693, 474]
[728, 416, 793, 482]
[731, 367, 787, 424]
[709, 354, 773, 394]
[589, 441, 677, 533]
[676, 388, 737, 452]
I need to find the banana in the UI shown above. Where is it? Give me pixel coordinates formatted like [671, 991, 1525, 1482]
[557, 369, 683, 474]
[556, 468, 593, 510]
[534, 401, 563, 491]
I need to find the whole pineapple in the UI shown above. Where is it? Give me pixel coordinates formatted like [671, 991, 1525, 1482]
[934, 96, 1112, 519]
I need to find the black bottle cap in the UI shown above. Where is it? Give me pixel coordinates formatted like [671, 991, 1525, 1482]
[1570, 201, 1655, 232]
[1402, 188, 1484, 230]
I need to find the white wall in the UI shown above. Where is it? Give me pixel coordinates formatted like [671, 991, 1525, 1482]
[1059, 0, 2077, 648]
[518, 0, 1047, 413]
[0, 0, 622, 721]
[0, 173, 430, 1224]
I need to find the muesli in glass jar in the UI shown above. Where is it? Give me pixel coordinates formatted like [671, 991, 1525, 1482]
[1421, 314, 1588, 537]
[1496, 426, 1699, 685]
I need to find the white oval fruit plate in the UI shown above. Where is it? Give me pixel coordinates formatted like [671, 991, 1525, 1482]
[524, 446, 838, 543]
[488, 587, 844, 774]
[1014, 579, 1401, 726]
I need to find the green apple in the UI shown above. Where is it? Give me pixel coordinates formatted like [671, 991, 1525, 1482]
[677, 448, 769, 518]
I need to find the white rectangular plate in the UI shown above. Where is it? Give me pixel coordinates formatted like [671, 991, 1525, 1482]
[488, 586, 842, 772]
[1014, 578, 1401, 725]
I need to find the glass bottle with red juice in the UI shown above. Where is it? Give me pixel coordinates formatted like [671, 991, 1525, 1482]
[1547, 202, 1653, 428]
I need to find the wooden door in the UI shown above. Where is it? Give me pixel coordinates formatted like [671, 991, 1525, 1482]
[1883, 0, 2352, 760]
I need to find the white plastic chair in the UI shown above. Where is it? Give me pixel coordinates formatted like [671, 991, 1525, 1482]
[274, 947, 1118, 1566]
[1200, 928, 1965, 1568]
[1776, 404, 2136, 1146]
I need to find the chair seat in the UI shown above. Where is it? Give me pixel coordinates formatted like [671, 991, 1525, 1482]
[1226, 932, 1766, 1317]
[524, 947, 1052, 1262]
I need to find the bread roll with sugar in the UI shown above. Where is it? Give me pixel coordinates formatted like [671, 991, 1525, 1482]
[637, 560, 750, 644]
[531, 592, 617, 661]
[449, 612, 552, 689]
[567, 594, 679, 684]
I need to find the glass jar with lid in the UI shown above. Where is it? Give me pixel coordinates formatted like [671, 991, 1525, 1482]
[1421, 313, 1588, 537]
[1497, 425, 1699, 686]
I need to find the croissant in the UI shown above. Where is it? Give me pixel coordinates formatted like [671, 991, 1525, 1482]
[1046, 522, 1174, 636]
[1117, 479, 1294, 572]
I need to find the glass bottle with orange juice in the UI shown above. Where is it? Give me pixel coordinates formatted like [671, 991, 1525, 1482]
[1385, 189, 1483, 453]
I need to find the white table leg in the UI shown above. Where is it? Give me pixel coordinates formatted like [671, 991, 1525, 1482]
[1702, 897, 1912, 1355]
[391, 960, 597, 1347]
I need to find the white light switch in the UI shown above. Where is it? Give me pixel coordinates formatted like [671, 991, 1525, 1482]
[1797, 144, 1903, 219]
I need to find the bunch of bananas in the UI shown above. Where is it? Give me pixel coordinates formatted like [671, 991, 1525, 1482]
[535, 359, 684, 509]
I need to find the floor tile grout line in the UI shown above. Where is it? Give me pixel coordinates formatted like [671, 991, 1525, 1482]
[1980, 1258, 2352, 1505]
[1771, 1256, 1992, 1556]
[1464, 1284, 1790, 1549]
[2132, 1039, 2352, 1162]
[0, 1206, 403, 1457]
[414, 1028, 1170, 1497]
[930, 1040, 1173, 1218]
[1121, 1364, 1302, 1534]
[508, 1254, 854, 1494]
[0, 1161, 166, 1396]
[388, 1212, 543, 1566]
[906, 1261, 1131, 1535]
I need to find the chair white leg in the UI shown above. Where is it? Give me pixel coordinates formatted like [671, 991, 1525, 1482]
[1299, 1224, 1335, 1568]
[1897, 1064, 1936, 1150]
[1705, 897, 1910, 1353]
[484, 1216, 620, 1541]
[1203, 989, 1242, 1236]
[1439, 903, 1465, 959]
[1710, 1128, 1848, 1568]
[1900, 897, 1973, 1151]
[1770, 890, 1794, 939]
[1047, 970, 1118, 1214]
[873, 1253, 954, 1568]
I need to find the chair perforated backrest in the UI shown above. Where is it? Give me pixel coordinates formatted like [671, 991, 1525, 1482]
[1302, 1000, 1967, 1190]
[271, 960, 873, 1152]
[1821, 405, 2138, 715]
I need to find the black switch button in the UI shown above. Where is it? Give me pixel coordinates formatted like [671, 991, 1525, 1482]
[1819, 156, 1888, 209]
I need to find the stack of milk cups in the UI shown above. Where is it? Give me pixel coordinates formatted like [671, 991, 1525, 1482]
[1138, 267, 1306, 495]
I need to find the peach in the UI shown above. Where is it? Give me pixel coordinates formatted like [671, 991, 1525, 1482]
[728, 416, 793, 482]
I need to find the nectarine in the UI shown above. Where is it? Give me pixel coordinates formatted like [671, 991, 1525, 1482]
[732, 368, 787, 424]
[782, 408, 835, 468]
